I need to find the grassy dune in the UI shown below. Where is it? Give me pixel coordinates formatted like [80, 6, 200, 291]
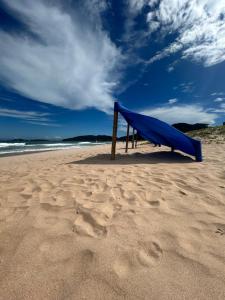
[188, 125, 225, 143]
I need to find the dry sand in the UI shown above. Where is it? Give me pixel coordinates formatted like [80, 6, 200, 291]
[0, 142, 225, 300]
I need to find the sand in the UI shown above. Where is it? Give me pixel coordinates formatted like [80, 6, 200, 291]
[0, 142, 225, 300]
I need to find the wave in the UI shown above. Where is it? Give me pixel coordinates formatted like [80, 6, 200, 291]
[36, 143, 76, 147]
[0, 145, 81, 155]
[0, 142, 26, 148]
[78, 142, 107, 145]
[0, 141, 107, 155]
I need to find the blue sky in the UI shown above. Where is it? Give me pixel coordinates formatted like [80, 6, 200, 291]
[0, 0, 225, 139]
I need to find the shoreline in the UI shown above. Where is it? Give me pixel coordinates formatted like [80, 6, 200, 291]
[0, 149, 54, 158]
[0, 143, 111, 158]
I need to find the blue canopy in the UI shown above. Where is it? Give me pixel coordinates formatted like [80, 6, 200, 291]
[115, 102, 202, 161]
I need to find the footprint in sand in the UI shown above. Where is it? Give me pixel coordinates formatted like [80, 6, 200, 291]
[34, 213, 73, 234]
[216, 228, 224, 235]
[148, 200, 160, 207]
[40, 202, 62, 211]
[179, 189, 188, 196]
[83, 191, 92, 197]
[21, 193, 32, 200]
[89, 192, 112, 203]
[73, 208, 107, 238]
[215, 223, 225, 236]
[113, 252, 136, 278]
[137, 241, 163, 267]
[113, 241, 163, 278]
[152, 177, 171, 185]
[73, 178, 85, 184]
[79, 249, 96, 267]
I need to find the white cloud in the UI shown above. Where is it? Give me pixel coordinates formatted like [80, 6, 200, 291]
[0, 107, 59, 126]
[147, 42, 183, 64]
[173, 82, 194, 93]
[211, 103, 225, 113]
[141, 104, 218, 124]
[0, 107, 61, 127]
[22, 121, 60, 127]
[118, 118, 128, 133]
[168, 98, 178, 104]
[128, 0, 148, 15]
[180, 82, 194, 93]
[128, 0, 158, 14]
[0, 108, 49, 121]
[0, 0, 122, 113]
[132, 0, 225, 67]
[211, 92, 225, 96]
[167, 66, 174, 72]
[214, 97, 224, 102]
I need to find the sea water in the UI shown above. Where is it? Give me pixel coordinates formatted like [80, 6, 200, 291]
[0, 141, 107, 156]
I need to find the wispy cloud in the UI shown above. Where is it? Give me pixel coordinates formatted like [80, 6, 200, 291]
[0, 0, 122, 113]
[214, 97, 224, 102]
[173, 82, 194, 93]
[167, 66, 174, 73]
[0, 108, 49, 120]
[211, 103, 225, 113]
[128, 0, 225, 67]
[0, 107, 59, 126]
[147, 42, 183, 64]
[22, 121, 61, 127]
[211, 92, 225, 96]
[118, 118, 128, 133]
[168, 98, 178, 104]
[141, 104, 218, 124]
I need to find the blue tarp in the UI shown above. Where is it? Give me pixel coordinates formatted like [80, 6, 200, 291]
[115, 102, 202, 161]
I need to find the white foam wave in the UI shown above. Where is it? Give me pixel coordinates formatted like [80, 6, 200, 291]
[0, 145, 81, 155]
[78, 142, 106, 145]
[0, 142, 26, 148]
[41, 143, 76, 147]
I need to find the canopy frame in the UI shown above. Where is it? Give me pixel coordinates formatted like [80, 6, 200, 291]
[111, 102, 202, 161]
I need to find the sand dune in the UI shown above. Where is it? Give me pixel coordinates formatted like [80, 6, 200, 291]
[0, 143, 225, 299]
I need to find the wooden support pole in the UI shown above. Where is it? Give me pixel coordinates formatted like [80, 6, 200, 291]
[111, 107, 118, 160]
[132, 128, 135, 149]
[125, 123, 130, 153]
[135, 131, 138, 148]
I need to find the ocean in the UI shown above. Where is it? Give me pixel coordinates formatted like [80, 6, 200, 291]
[0, 141, 108, 156]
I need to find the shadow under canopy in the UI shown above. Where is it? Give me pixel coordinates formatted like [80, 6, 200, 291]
[68, 150, 194, 165]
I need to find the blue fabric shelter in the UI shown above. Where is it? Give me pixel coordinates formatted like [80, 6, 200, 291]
[115, 102, 202, 161]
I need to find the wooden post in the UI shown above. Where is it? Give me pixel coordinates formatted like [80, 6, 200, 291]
[111, 106, 118, 160]
[132, 128, 135, 149]
[125, 123, 130, 153]
[135, 131, 138, 148]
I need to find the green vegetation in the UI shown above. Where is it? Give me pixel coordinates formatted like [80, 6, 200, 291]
[188, 125, 225, 143]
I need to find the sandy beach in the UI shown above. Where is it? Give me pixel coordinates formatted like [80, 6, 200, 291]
[0, 142, 225, 300]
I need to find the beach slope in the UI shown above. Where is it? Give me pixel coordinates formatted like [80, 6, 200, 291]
[0, 143, 225, 299]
